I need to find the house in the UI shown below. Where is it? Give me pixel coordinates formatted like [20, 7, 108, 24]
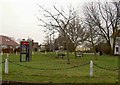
[32, 42, 39, 51]
[114, 30, 120, 55]
[39, 44, 50, 52]
[0, 35, 18, 52]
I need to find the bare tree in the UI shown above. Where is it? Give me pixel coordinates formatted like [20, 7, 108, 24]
[83, 2, 100, 60]
[84, 20, 98, 59]
[83, 1, 120, 55]
[68, 16, 89, 57]
[108, 2, 120, 54]
[37, 5, 77, 64]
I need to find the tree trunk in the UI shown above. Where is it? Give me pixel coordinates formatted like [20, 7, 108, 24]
[65, 38, 70, 64]
[112, 37, 116, 56]
[74, 51, 77, 58]
[90, 29, 97, 60]
[92, 43, 97, 60]
[66, 43, 70, 64]
[73, 46, 77, 58]
[107, 41, 113, 55]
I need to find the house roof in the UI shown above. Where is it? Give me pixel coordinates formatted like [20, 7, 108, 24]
[0, 35, 18, 46]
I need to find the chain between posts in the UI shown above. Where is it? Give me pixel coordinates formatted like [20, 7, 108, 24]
[0, 61, 5, 64]
[2, 60, 119, 71]
[93, 63, 120, 71]
[8, 60, 90, 70]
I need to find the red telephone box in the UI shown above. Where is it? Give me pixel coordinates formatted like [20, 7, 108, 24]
[20, 40, 32, 62]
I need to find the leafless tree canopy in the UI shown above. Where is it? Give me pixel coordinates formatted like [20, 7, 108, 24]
[83, 1, 120, 55]
[37, 1, 120, 59]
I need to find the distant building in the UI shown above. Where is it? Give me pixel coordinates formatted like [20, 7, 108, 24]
[0, 35, 18, 52]
[114, 30, 120, 55]
[39, 44, 47, 52]
[32, 42, 39, 51]
[111, 30, 120, 55]
[76, 45, 90, 52]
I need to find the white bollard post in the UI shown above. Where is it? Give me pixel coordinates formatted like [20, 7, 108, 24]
[56, 51, 58, 54]
[1, 51, 3, 56]
[45, 51, 47, 54]
[7, 53, 9, 58]
[32, 51, 34, 55]
[5, 58, 8, 74]
[16, 51, 18, 55]
[90, 60, 93, 77]
[72, 52, 74, 54]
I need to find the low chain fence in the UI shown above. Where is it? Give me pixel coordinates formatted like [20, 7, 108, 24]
[0, 61, 5, 64]
[8, 60, 90, 70]
[1, 60, 119, 71]
[93, 63, 120, 72]
[2, 59, 119, 78]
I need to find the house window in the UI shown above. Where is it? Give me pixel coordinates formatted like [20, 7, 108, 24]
[5, 39, 10, 42]
[116, 47, 119, 52]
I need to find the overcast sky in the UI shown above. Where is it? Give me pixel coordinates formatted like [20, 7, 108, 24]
[0, 0, 112, 44]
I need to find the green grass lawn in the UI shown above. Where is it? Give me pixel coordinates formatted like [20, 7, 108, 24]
[1, 52, 119, 83]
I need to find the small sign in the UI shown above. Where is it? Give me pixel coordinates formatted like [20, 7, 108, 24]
[22, 41, 29, 45]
